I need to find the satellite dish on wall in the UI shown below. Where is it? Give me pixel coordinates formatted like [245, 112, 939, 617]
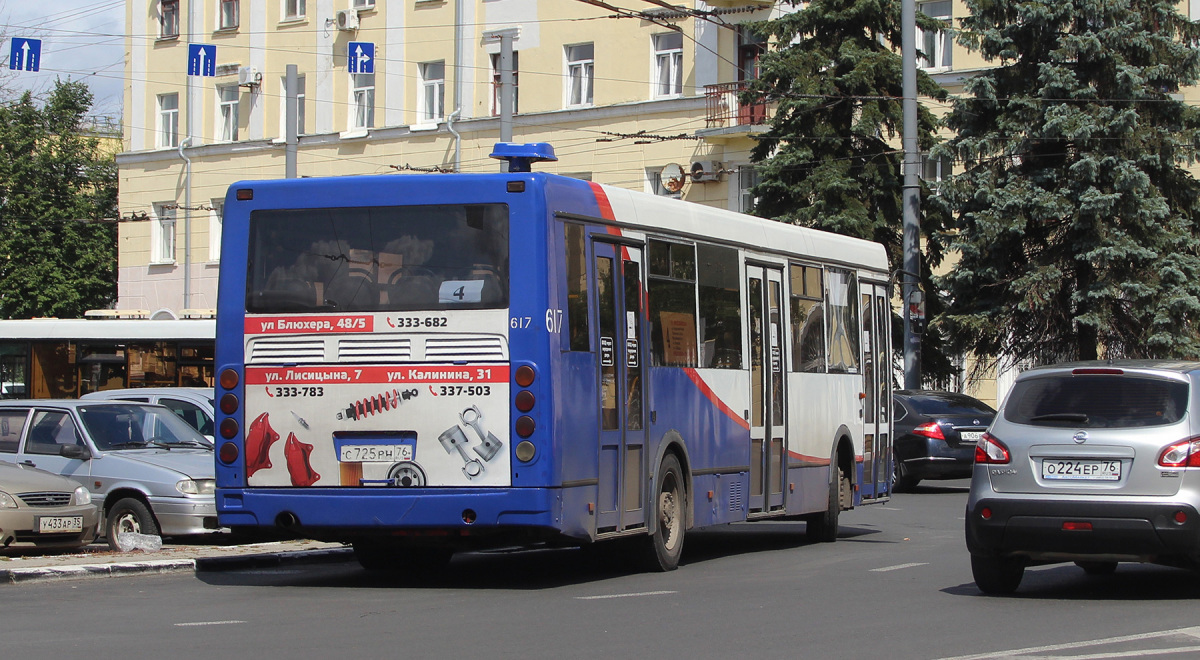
[659, 163, 685, 193]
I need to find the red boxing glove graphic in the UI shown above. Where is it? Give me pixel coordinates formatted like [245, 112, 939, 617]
[245, 413, 279, 477]
[285, 432, 320, 487]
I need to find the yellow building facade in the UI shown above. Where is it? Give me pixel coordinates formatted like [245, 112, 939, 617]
[117, 0, 1200, 403]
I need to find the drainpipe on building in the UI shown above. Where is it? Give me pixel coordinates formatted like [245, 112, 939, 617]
[447, 108, 461, 172]
[178, 136, 193, 311]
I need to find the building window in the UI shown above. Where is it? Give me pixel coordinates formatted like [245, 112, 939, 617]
[648, 167, 682, 198]
[152, 203, 177, 264]
[920, 152, 953, 189]
[418, 62, 445, 124]
[159, 0, 179, 38]
[157, 93, 179, 148]
[352, 0, 374, 7]
[352, 73, 375, 129]
[738, 166, 760, 214]
[917, 1, 952, 70]
[490, 52, 519, 117]
[566, 43, 594, 107]
[217, 85, 239, 141]
[279, 74, 306, 137]
[209, 200, 224, 262]
[284, 0, 305, 20]
[219, 0, 239, 30]
[653, 33, 683, 98]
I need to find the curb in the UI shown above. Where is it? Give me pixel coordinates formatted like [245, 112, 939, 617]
[0, 547, 354, 585]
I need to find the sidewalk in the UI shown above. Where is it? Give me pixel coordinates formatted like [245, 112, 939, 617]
[0, 538, 352, 584]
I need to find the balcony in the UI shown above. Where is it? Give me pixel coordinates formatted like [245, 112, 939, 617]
[698, 81, 771, 142]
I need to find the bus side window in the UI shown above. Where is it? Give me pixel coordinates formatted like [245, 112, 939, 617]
[789, 264, 826, 373]
[564, 223, 590, 351]
[697, 244, 741, 369]
[647, 239, 698, 367]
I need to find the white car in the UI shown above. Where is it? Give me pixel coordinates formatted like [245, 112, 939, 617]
[82, 387, 214, 441]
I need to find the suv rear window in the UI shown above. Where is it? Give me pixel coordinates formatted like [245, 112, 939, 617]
[1005, 374, 1188, 428]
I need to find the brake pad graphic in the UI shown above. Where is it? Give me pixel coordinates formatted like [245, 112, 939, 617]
[285, 432, 320, 486]
[246, 413, 279, 477]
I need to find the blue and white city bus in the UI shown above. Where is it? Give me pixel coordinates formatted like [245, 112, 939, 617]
[213, 143, 893, 571]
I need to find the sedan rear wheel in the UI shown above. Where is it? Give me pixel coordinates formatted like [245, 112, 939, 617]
[971, 554, 1024, 595]
[106, 498, 160, 551]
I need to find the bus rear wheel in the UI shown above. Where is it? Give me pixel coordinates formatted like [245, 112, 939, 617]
[642, 454, 685, 572]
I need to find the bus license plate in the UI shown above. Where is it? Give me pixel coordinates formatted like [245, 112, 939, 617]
[38, 516, 84, 533]
[339, 444, 414, 463]
[1042, 459, 1121, 481]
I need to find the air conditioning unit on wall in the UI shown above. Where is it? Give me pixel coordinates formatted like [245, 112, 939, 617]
[237, 66, 261, 87]
[336, 9, 360, 30]
[690, 160, 723, 183]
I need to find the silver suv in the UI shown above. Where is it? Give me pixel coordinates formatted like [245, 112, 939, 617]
[967, 360, 1200, 594]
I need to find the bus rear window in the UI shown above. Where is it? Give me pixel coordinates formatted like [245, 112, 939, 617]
[246, 204, 509, 313]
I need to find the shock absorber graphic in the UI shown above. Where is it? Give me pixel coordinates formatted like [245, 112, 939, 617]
[337, 388, 418, 421]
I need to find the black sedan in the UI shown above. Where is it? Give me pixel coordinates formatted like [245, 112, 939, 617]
[892, 390, 995, 492]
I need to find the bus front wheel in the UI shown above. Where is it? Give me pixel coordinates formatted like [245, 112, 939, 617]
[642, 454, 686, 572]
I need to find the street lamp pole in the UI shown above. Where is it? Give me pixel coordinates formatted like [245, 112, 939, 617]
[901, 0, 922, 390]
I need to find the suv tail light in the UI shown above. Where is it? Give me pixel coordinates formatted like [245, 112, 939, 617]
[1159, 437, 1200, 468]
[913, 422, 945, 440]
[975, 432, 1010, 464]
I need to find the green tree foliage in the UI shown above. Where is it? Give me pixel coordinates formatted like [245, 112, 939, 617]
[746, 0, 956, 384]
[939, 0, 1200, 363]
[0, 80, 117, 318]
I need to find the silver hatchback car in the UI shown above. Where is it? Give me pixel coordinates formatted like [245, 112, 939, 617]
[0, 400, 218, 551]
[967, 360, 1200, 594]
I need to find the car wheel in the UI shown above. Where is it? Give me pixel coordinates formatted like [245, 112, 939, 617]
[971, 554, 1024, 595]
[640, 454, 686, 571]
[808, 457, 849, 542]
[1075, 560, 1118, 576]
[106, 497, 160, 551]
[892, 460, 919, 493]
[353, 540, 453, 573]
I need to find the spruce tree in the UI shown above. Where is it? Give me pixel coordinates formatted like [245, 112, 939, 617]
[0, 80, 117, 318]
[747, 0, 956, 383]
[939, 0, 1200, 363]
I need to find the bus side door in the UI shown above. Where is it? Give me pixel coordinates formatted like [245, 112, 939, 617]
[859, 281, 891, 501]
[592, 241, 648, 534]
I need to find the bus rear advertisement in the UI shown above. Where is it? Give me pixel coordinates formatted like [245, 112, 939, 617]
[213, 143, 893, 572]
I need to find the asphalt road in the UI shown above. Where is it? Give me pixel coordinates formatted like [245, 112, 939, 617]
[9, 479, 1200, 659]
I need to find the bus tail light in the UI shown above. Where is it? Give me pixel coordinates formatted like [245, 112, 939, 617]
[220, 393, 239, 415]
[515, 365, 535, 387]
[515, 415, 535, 438]
[220, 368, 240, 390]
[515, 440, 536, 462]
[515, 390, 535, 412]
[219, 442, 240, 465]
[220, 417, 240, 440]
[975, 432, 1010, 464]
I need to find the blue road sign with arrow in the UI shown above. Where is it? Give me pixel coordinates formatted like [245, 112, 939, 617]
[9, 38, 42, 72]
[348, 41, 374, 74]
[188, 43, 217, 77]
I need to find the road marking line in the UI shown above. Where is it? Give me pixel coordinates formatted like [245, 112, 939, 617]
[936, 626, 1200, 659]
[576, 590, 678, 600]
[174, 620, 247, 627]
[870, 562, 928, 572]
[1038, 645, 1200, 658]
